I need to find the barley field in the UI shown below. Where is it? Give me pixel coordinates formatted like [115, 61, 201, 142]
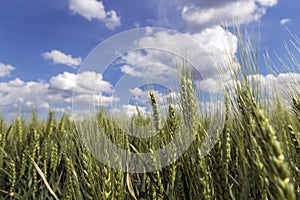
[0, 36, 299, 200]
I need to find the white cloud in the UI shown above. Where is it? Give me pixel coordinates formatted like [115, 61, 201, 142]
[69, 0, 121, 30]
[120, 63, 176, 80]
[175, 0, 277, 29]
[0, 71, 118, 116]
[190, 72, 300, 108]
[134, 22, 140, 28]
[223, 73, 300, 100]
[198, 77, 223, 93]
[52, 106, 72, 114]
[256, 0, 277, 6]
[121, 65, 142, 77]
[129, 87, 178, 106]
[43, 50, 82, 68]
[129, 87, 158, 105]
[120, 26, 238, 80]
[104, 27, 239, 117]
[251, 73, 300, 97]
[0, 62, 15, 77]
[49, 71, 77, 91]
[199, 72, 300, 97]
[182, 1, 257, 29]
[49, 71, 118, 106]
[0, 78, 50, 112]
[111, 104, 149, 119]
[280, 18, 291, 25]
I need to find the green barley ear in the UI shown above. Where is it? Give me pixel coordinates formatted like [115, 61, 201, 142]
[42, 142, 48, 178]
[1, 122, 9, 151]
[160, 104, 180, 198]
[165, 104, 179, 137]
[30, 129, 40, 173]
[149, 90, 160, 132]
[0, 135, 2, 168]
[211, 141, 230, 200]
[164, 104, 180, 151]
[0, 117, 5, 140]
[292, 97, 300, 121]
[0, 122, 3, 160]
[102, 166, 112, 199]
[3, 122, 14, 150]
[133, 106, 151, 127]
[287, 125, 300, 155]
[20, 147, 29, 178]
[113, 170, 124, 200]
[63, 157, 74, 200]
[237, 87, 295, 200]
[58, 114, 66, 133]
[196, 157, 211, 200]
[80, 150, 94, 199]
[180, 69, 197, 136]
[250, 134, 269, 199]
[42, 110, 55, 178]
[254, 109, 295, 200]
[148, 170, 165, 199]
[222, 93, 231, 165]
[287, 124, 300, 191]
[218, 93, 232, 199]
[9, 159, 16, 194]
[46, 109, 54, 137]
[50, 142, 58, 171]
[31, 110, 38, 125]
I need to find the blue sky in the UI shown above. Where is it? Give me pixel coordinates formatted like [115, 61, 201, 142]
[0, 0, 299, 119]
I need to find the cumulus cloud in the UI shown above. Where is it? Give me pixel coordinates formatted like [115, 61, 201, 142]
[173, 0, 278, 30]
[120, 26, 238, 81]
[256, 0, 277, 6]
[50, 71, 118, 106]
[280, 18, 291, 25]
[247, 73, 300, 98]
[129, 87, 177, 106]
[121, 63, 176, 80]
[198, 72, 300, 98]
[0, 62, 15, 77]
[52, 106, 72, 114]
[0, 71, 118, 115]
[111, 104, 149, 118]
[198, 77, 223, 93]
[114, 27, 239, 107]
[0, 78, 50, 113]
[43, 50, 82, 68]
[118, 46, 178, 80]
[69, 0, 121, 30]
[49, 72, 77, 91]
